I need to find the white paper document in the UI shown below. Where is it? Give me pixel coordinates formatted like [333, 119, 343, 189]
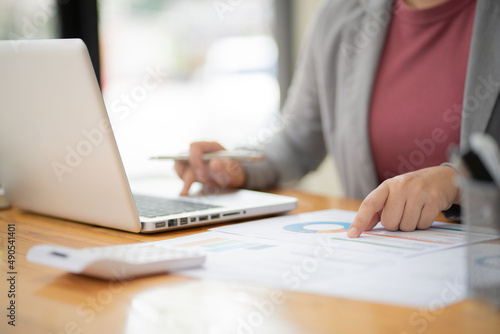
[212, 209, 497, 257]
[153, 209, 500, 308]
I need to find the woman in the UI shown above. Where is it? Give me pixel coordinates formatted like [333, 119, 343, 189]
[175, 0, 500, 237]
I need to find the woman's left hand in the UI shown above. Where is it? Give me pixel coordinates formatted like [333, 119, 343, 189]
[347, 166, 461, 238]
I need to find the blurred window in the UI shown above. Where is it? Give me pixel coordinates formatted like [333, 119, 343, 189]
[99, 0, 280, 179]
[0, 0, 58, 40]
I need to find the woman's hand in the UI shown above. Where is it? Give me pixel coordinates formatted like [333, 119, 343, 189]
[347, 166, 461, 237]
[174, 141, 246, 196]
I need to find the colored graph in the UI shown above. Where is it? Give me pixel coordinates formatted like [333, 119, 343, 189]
[283, 222, 352, 234]
[176, 237, 274, 253]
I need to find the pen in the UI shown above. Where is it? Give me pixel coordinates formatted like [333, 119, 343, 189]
[150, 150, 265, 163]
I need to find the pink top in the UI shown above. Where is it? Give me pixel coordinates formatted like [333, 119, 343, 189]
[369, 0, 476, 182]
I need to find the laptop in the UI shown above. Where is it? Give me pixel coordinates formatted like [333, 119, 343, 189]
[0, 39, 297, 233]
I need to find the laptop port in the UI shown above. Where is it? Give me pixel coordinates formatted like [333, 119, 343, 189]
[190, 217, 197, 223]
[155, 222, 166, 228]
[180, 218, 188, 225]
[211, 214, 220, 219]
[199, 216, 208, 221]
[223, 211, 239, 217]
[168, 219, 178, 227]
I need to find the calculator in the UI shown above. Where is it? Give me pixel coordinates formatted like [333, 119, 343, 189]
[27, 243, 206, 280]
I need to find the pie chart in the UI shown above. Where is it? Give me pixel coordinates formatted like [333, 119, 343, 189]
[283, 222, 352, 234]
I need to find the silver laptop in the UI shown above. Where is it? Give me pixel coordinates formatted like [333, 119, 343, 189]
[0, 39, 297, 233]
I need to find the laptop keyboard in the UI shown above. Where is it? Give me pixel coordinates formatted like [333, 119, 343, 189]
[133, 194, 220, 218]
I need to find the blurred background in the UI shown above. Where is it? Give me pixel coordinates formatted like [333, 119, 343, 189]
[0, 0, 341, 197]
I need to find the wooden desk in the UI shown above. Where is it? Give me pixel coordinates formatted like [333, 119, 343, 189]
[0, 189, 499, 334]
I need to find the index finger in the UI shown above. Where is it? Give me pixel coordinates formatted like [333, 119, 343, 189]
[347, 184, 389, 238]
[180, 168, 196, 196]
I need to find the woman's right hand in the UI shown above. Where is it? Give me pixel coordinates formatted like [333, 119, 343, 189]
[174, 141, 246, 196]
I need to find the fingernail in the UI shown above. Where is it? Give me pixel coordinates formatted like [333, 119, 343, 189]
[347, 227, 359, 238]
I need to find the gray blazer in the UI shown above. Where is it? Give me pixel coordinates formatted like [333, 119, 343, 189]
[244, 0, 500, 199]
